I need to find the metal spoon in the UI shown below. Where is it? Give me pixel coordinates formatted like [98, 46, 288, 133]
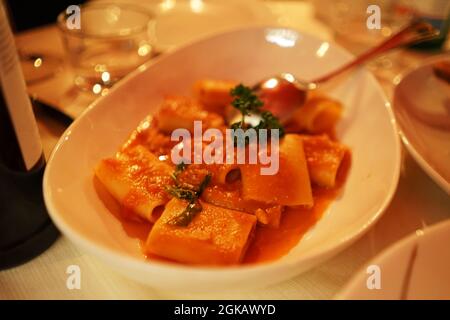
[252, 20, 439, 122]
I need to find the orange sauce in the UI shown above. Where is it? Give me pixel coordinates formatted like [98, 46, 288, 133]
[95, 102, 352, 265]
[243, 186, 339, 263]
[95, 152, 351, 265]
[93, 176, 151, 241]
[244, 152, 351, 263]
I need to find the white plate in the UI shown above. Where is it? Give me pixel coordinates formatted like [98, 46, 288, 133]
[393, 56, 450, 195]
[43, 27, 401, 291]
[337, 219, 450, 299]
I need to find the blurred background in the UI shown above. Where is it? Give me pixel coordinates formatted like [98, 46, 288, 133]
[1, 0, 447, 161]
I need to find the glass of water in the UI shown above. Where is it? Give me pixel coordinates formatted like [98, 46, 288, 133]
[57, 2, 155, 95]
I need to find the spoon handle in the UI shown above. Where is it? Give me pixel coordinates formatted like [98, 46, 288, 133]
[312, 20, 439, 85]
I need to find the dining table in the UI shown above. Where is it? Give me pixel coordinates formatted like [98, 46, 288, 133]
[1, 0, 449, 300]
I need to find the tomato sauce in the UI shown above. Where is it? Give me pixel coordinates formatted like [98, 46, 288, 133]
[244, 152, 350, 263]
[95, 152, 350, 265]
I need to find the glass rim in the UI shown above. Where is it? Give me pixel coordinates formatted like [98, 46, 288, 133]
[56, 2, 154, 39]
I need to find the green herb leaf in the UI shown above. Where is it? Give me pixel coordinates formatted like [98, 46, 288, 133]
[171, 161, 187, 181]
[230, 121, 244, 130]
[165, 186, 196, 201]
[175, 162, 187, 173]
[230, 84, 264, 117]
[229, 84, 285, 144]
[254, 111, 285, 137]
[165, 168, 212, 227]
[197, 173, 212, 195]
[167, 200, 203, 227]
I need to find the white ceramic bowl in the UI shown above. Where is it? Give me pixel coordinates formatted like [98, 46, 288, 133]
[337, 219, 450, 299]
[44, 27, 401, 291]
[393, 55, 450, 195]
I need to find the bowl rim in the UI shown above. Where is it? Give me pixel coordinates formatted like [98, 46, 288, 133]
[392, 54, 450, 196]
[335, 218, 450, 299]
[43, 25, 401, 276]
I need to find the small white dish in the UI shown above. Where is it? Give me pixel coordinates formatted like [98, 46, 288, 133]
[337, 219, 450, 299]
[43, 27, 401, 291]
[393, 56, 450, 195]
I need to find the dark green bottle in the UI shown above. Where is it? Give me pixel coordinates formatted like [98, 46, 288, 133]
[409, 1, 450, 50]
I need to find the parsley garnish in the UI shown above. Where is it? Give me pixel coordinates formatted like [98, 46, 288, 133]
[167, 201, 203, 227]
[170, 161, 187, 181]
[230, 84, 264, 127]
[229, 84, 285, 143]
[166, 186, 196, 202]
[254, 111, 285, 136]
[166, 163, 212, 227]
[197, 173, 212, 195]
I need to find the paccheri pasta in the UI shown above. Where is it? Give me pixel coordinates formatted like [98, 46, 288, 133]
[94, 80, 350, 266]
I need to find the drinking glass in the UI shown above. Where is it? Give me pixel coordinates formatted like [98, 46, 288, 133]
[57, 2, 155, 95]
